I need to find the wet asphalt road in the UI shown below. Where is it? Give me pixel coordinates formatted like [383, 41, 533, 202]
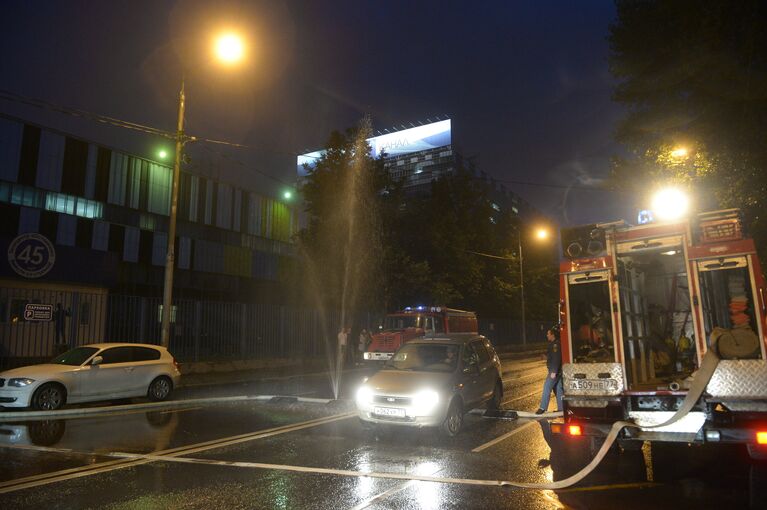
[1, 355, 765, 509]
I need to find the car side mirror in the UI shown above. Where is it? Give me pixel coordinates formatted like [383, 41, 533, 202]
[91, 356, 103, 366]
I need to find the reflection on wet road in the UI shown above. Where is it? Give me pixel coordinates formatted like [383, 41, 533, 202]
[0, 355, 764, 509]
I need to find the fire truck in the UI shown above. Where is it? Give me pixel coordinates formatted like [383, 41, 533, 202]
[363, 306, 478, 361]
[554, 209, 767, 460]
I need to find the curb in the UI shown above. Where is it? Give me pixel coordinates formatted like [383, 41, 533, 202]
[0, 394, 350, 422]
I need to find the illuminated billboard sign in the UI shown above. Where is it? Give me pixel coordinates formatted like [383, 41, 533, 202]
[297, 119, 451, 176]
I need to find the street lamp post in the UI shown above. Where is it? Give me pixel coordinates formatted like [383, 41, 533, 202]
[160, 80, 186, 348]
[517, 229, 526, 347]
[517, 226, 550, 348]
[159, 31, 246, 349]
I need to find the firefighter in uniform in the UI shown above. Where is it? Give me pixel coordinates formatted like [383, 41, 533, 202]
[536, 327, 563, 414]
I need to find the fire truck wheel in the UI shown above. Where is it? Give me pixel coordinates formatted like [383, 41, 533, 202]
[442, 398, 463, 437]
[486, 380, 503, 410]
[747, 444, 767, 462]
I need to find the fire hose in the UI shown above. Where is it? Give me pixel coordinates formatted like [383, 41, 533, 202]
[495, 339, 722, 489]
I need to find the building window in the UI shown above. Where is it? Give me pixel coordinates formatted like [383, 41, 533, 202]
[108, 152, 129, 206]
[56, 214, 77, 246]
[61, 137, 88, 196]
[108, 223, 125, 254]
[18, 125, 41, 187]
[92, 220, 109, 251]
[76, 217, 93, 248]
[18, 207, 40, 234]
[124, 226, 139, 262]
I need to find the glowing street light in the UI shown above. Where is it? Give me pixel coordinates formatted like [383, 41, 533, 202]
[651, 187, 689, 221]
[518, 225, 552, 346]
[670, 146, 689, 159]
[158, 149, 168, 160]
[283, 190, 293, 200]
[160, 31, 247, 348]
[214, 32, 245, 65]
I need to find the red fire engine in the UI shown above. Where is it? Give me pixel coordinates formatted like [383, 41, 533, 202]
[363, 306, 477, 361]
[554, 209, 767, 460]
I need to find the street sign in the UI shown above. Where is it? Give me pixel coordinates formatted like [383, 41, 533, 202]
[24, 303, 54, 321]
[7, 233, 56, 278]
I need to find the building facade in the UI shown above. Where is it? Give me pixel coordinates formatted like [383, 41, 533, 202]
[297, 118, 537, 219]
[0, 114, 297, 361]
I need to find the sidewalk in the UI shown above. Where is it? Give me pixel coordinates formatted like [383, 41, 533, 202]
[179, 345, 545, 388]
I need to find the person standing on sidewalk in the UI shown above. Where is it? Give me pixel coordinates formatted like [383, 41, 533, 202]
[536, 327, 563, 414]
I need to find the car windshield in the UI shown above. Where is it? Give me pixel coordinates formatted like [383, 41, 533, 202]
[50, 347, 99, 366]
[385, 343, 459, 373]
[384, 315, 425, 330]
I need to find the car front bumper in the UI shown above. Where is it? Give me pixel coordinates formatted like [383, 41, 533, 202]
[0, 385, 35, 408]
[356, 399, 449, 428]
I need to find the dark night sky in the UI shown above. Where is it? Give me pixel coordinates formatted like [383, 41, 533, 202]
[0, 0, 636, 226]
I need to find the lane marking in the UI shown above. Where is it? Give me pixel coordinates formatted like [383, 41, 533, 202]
[348, 466, 445, 510]
[0, 412, 354, 494]
[159, 406, 202, 414]
[501, 390, 540, 406]
[502, 369, 548, 385]
[471, 420, 538, 453]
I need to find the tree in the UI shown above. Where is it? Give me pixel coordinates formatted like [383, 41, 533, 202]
[296, 119, 396, 314]
[609, 0, 767, 254]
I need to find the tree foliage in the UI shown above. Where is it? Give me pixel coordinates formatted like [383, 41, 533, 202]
[297, 128, 558, 321]
[608, 0, 767, 253]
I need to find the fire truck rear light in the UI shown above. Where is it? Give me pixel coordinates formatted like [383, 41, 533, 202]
[568, 425, 582, 436]
[757, 431, 767, 445]
[704, 430, 721, 442]
[551, 423, 562, 434]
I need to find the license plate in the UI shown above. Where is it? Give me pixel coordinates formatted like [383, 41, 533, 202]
[373, 407, 406, 417]
[569, 379, 618, 391]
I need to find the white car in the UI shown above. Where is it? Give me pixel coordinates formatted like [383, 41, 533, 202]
[0, 343, 181, 410]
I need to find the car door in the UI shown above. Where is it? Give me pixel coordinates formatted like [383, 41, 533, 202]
[459, 343, 482, 406]
[80, 346, 135, 398]
[470, 339, 496, 401]
[128, 346, 163, 396]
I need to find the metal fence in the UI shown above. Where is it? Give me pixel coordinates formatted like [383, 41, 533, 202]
[1, 285, 550, 368]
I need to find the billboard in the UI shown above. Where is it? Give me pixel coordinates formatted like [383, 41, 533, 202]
[297, 119, 452, 177]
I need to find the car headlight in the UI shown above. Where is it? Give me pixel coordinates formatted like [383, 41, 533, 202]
[8, 378, 36, 387]
[356, 386, 374, 405]
[412, 389, 439, 412]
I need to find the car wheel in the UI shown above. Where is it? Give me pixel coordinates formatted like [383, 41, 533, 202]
[28, 420, 66, 446]
[442, 398, 463, 437]
[486, 380, 503, 410]
[147, 376, 172, 402]
[31, 383, 66, 411]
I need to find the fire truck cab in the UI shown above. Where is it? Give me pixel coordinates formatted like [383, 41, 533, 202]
[363, 306, 477, 362]
[556, 209, 767, 459]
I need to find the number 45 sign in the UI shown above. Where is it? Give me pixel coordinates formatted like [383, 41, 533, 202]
[8, 233, 56, 278]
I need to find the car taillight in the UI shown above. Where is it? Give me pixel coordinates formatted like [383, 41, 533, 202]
[757, 431, 767, 445]
[173, 358, 180, 371]
[568, 425, 582, 436]
[550, 423, 562, 434]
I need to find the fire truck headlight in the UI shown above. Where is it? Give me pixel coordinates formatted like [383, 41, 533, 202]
[356, 386, 374, 406]
[651, 188, 689, 221]
[412, 389, 439, 412]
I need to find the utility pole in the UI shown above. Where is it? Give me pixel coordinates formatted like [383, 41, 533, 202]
[160, 79, 186, 348]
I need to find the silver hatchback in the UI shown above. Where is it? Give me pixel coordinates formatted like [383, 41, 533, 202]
[355, 335, 503, 436]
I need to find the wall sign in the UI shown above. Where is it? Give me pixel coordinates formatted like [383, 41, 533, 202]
[7, 233, 56, 278]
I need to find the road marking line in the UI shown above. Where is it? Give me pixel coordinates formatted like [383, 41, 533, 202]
[348, 466, 444, 510]
[501, 390, 540, 406]
[471, 420, 538, 453]
[0, 412, 354, 494]
[159, 406, 202, 414]
[502, 369, 548, 384]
